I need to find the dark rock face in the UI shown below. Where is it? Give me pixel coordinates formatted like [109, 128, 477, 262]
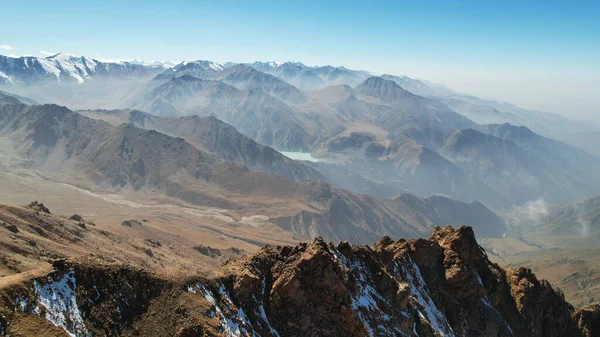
[26, 201, 51, 214]
[145, 239, 162, 248]
[3, 223, 19, 233]
[574, 305, 600, 337]
[121, 219, 142, 227]
[193, 244, 222, 258]
[326, 132, 376, 152]
[1, 226, 599, 337]
[69, 214, 84, 222]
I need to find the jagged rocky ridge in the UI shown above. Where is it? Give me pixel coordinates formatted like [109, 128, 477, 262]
[1, 226, 598, 337]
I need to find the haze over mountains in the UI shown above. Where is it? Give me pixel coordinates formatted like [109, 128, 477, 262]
[79, 108, 326, 184]
[2, 52, 599, 210]
[1, 51, 599, 261]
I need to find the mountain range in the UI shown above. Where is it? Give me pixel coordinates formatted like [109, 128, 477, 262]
[0, 103, 509, 244]
[0, 53, 168, 85]
[1, 53, 599, 210]
[130, 67, 600, 208]
[380, 73, 600, 152]
[78, 108, 325, 183]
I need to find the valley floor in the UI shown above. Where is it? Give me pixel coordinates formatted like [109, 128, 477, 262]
[0, 169, 301, 279]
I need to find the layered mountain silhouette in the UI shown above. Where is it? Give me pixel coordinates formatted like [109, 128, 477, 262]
[0, 89, 37, 105]
[80, 108, 326, 183]
[381, 72, 600, 152]
[1, 52, 599, 337]
[0, 104, 509, 243]
[233, 61, 372, 90]
[128, 75, 313, 150]
[2, 53, 599, 209]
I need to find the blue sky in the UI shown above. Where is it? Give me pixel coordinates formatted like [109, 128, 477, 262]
[1, 0, 599, 120]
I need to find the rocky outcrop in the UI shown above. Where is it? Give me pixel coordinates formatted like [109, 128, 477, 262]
[212, 225, 590, 336]
[1, 226, 598, 336]
[574, 305, 600, 337]
[26, 201, 51, 214]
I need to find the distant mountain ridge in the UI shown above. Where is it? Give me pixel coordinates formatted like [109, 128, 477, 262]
[127, 74, 314, 150]
[122, 72, 600, 208]
[0, 53, 168, 85]
[225, 60, 373, 90]
[0, 89, 37, 105]
[381, 72, 600, 150]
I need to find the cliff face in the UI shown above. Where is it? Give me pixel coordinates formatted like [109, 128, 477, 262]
[1, 226, 599, 337]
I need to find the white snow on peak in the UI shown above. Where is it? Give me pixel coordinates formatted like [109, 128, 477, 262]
[188, 279, 281, 337]
[285, 61, 305, 67]
[0, 52, 174, 85]
[179, 60, 223, 71]
[255, 277, 281, 337]
[35, 53, 91, 83]
[36, 56, 63, 81]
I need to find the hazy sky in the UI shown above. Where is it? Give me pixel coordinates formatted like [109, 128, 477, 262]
[1, 0, 599, 121]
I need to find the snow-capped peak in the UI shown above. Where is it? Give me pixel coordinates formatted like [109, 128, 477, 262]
[35, 52, 95, 83]
[181, 60, 224, 71]
[0, 52, 171, 85]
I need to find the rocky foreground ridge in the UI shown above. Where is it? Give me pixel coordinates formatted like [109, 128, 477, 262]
[1, 226, 599, 337]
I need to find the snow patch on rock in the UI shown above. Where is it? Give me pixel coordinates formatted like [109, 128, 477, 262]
[329, 247, 405, 336]
[32, 269, 90, 337]
[0, 71, 13, 84]
[396, 258, 456, 337]
[254, 278, 281, 337]
[192, 283, 254, 337]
